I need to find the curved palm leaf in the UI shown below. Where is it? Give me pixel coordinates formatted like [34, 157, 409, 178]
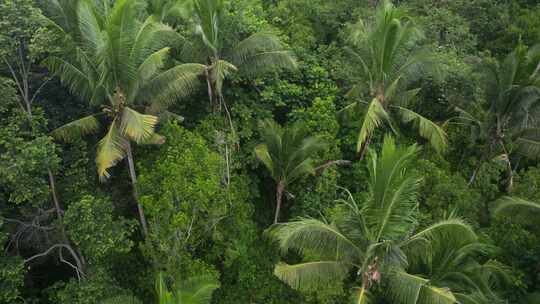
[51, 114, 101, 142]
[274, 261, 349, 292]
[269, 218, 364, 262]
[120, 107, 158, 143]
[396, 106, 448, 153]
[96, 121, 127, 180]
[357, 99, 393, 152]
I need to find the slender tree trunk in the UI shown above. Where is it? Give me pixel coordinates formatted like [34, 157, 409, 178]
[125, 142, 149, 238]
[357, 134, 372, 160]
[274, 181, 285, 224]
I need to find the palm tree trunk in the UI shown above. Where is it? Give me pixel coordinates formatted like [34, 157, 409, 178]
[125, 142, 149, 238]
[358, 134, 372, 160]
[274, 181, 285, 224]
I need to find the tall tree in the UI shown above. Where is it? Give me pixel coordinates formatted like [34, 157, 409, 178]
[44, 0, 200, 237]
[255, 119, 325, 224]
[149, 0, 297, 113]
[343, 0, 447, 158]
[459, 44, 540, 191]
[269, 136, 500, 303]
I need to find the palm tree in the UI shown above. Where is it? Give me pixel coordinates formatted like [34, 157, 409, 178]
[155, 272, 220, 304]
[269, 136, 495, 303]
[343, 0, 446, 158]
[149, 0, 297, 113]
[458, 44, 540, 191]
[255, 120, 325, 224]
[102, 273, 219, 304]
[44, 0, 201, 237]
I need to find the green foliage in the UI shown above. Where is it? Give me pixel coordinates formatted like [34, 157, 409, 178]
[0, 78, 59, 205]
[2, 0, 540, 303]
[0, 223, 25, 304]
[139, 122, 254, 277]
[64, 195, 135, 265]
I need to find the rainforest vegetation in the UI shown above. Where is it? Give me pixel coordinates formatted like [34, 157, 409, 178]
[1, 0, 540, 303]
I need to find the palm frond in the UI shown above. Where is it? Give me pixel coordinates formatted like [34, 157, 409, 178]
[138, 47, 171, 83]
[211, 59, 237, 94]
[51, 114, 101, 142]
[231, 32, 297, 76]
[175, 275, 220, 304]
[255, 144, 275, 177]
[493, 196, 540, 227]
[143, 63, 206, 111]
[357, 99, 392, 153]
[396, 106, 448, 153]
[387, 271, 457, 304]
[269, 218, 364, 262]
[96, 121, 127, 180]
[274, 261, 349, 291]
[119, 107, 158, 143]
[193, 0, 224, 54]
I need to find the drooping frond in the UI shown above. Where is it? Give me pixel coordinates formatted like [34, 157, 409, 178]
[396, 106, 448, 153]
[386, 271, 457, 304]
[269, 218, 363, 262]
[96, 120, 127, 180]
[274, 261, 349, 291]
[406, 218, 477, 248]
[357, 99, 392, 152]
[119, 107, 158, 143]
[44, 56, 96, 102]
[493, 196, 540, 226]
[494, 196, 540, 215]
[254, 144, 275, 177]
[51, 114, 101, 142]
[210, 59, 237, 95]
[515, 133, 540, 159]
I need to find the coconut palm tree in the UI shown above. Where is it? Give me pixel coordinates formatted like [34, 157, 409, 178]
[149, 0, 297, 113]
[269, 136, 501, 303]
[458, 44, 540, 191]
[343, 0, 446, 158]
[102, 273, 219, 304]
[255, 119, 325, 224]
[44, 0, 202, 237]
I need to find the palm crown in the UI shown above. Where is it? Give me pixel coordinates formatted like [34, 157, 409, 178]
[459, 44, 540, 190]
[46, 0, 199, 178]
[255, 119, 325, 223]
[269, 136, 506, 303]
[345, 0, 447, 157]
[155, 0, 298, 111]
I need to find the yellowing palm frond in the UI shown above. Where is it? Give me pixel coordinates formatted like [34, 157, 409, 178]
[96, 121, 128, 180]
[120, 107, 158, 143]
